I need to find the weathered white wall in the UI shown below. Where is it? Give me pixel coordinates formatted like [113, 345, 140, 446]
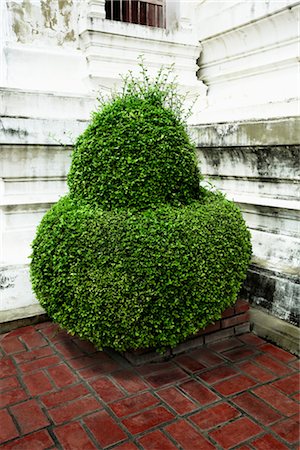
[191, 0, 300, 329]
[1, 0, 299, 332]
[194, 0, 299, 123]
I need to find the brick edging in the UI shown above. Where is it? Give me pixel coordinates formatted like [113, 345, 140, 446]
[124, 299, 250, 365]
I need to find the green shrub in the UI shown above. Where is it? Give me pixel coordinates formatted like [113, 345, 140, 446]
[30, 64, 251, 352]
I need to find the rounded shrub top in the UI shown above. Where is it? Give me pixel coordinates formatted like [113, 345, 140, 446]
[68, 67, 202, 210]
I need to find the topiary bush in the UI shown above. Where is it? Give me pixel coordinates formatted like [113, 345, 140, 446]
[30, 64, 251, 352]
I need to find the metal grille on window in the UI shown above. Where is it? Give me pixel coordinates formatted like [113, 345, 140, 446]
[105, 0, 166, 28]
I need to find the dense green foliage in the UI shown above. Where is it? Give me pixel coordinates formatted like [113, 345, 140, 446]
[31, 65, 251, 351]
[68, 86, 201, 210]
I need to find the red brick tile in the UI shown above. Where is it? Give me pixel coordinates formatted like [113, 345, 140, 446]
[110, 392, 159, 417]
[19, 355, 60, 373]
[41, 325, 70, 342]
[205, 327, 235, 344]
[272, 373, 300, 395]
[20, 331, 47, 349]
[0, 376, 20, 392]
[114, 443, 139, 450]
[208, 337, 243, 353]
[198, 322, 220, 335]
[292, 392, 300, 401]
[253, 385, 299, 416]
[271, 417, 299, 444]
[238, 333, 265, 346]
[174, 354, 206, 372]
[190, 402, 240, 430]
[236, 446, 251, 450]
[48, 395, 101, 424]
[139, 430, 177, 449]
[180, 380, 219, 406]
[136, 361, 175, 376]
[237, 360, 275, 382]
[209, 417, 262, 449]
[55, 340, 85, 359]
[36, 321, 58, 330]
[1, 430, 54, 450]
[145, 367, 187, 388]
[0, 387, 27, 408]
[290, 359, 300, 370]
[0, 409, 19, 444]
[34, 321, 54, 330]
[23, 371, 53, 396]
[260, 343, 296, 363]
[112, 369, 148, 393]
[158, 386, 197, 414]
[78, 359, 120, 380]
[165, 419, 215, 450]
[90, 377, 124, 402]
[198, 365, 238, 384]
[85, 410, 127, 447]
[251, 433, 289, 450]
[122, 406, 174, 434]
[6, 325, 36, 338]
[0, 357, 17, 377]
[222, 312, 249, 329]
[73, 338, 98, 354]
[254, 354, 292, 376]
[68, 354, 101, 370]
[235, 299, 249, 313]
[232, 392, 282, 425]
[223, 346, 257, 362]
[11, 399, 50, 434]
[214, 374, 256, 396]
[40, 383, 89, 408]
[222, 307, 235, 318]
[1, 336, 26, 354]
[189, 348, 224, 367]
[13, 346, 54, 363]
[54, 421, 97, 450]
[47, 363, 77, 388]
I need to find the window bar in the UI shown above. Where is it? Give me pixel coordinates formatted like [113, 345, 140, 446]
[110, 0, 113, 20]
[154, 4, 158, 27]
[128, 0, 132, 23]
[137, 0, 140, 24]
[120, 0, 123, 21]
[146, 1, 149, 26]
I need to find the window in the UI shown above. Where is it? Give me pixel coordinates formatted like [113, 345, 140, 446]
[105, 0, 165, 28]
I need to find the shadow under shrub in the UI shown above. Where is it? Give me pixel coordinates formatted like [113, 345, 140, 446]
[30, 64, 251, 352]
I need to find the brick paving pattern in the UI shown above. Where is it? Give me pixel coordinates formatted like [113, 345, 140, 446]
[0, 322, 299, 449]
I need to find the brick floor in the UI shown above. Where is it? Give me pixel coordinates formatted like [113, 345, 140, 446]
[0, 323, 299, 449]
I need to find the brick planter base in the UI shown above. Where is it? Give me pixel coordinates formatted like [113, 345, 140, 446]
[123, 298, 250, 365]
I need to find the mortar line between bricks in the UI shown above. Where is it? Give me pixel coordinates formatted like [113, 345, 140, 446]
[178, 410, 231, 449]
[253, 352, 298, 374]
[80, 418, 117, 450]
[2, 324, 299, 450]
[2, 329, 118, 447]
[46, 427, 64, 450]
[225, 396, 298, 449]
[236, 358, 290, 380]
[36, 328, 165, 445]
[247, 382, 299, 416]
[159, 428, 185, 450]
[245, 428, 297, 450]
[173, 368, 297, 447]
[4, 350, 45, 439]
